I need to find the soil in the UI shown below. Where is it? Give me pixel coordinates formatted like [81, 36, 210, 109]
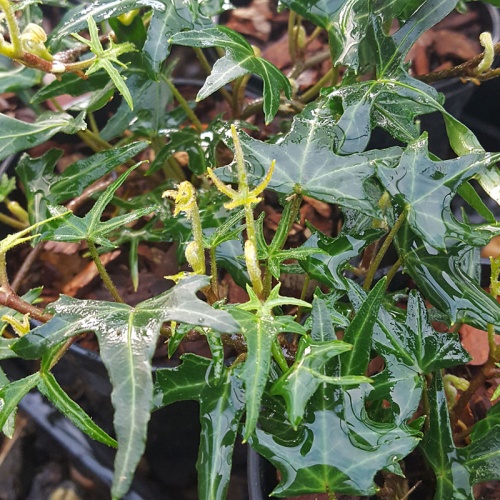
[1, 1, 500, 499]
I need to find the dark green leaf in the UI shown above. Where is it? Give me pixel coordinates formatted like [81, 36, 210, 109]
[420, 373, 500, 499]
[398, 228, 500, 330]
[250, 384, 421, 496]
[153, 354, 245, 500]
[215, 103, 402, 215]
[271, 336, 365, 428]
[229, 286, 308, 440]
[0, 112, 86, 162]
[376, 135, 500, 250]
[41, 164, 155, 249]
[341, 278, 385, 376]
[171, 26, 291, 124]
[37, 372, 117, 447]
[13, 275, 239, 498]
[31, 71, 110, 104]
[101, 68, 173, 140]
[0, 373, 40, 430]
[300, 227, 384, 290]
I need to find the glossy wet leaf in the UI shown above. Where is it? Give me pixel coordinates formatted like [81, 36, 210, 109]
[101, 66, 173, 140]
[215, 102, 402, 216]
[37, 371, 117, 448]
[420, 373, 500, 499]
[271, 336, 366, 429]
[350, 284, 469, 423]
[376, 135, 500, 250]
[52, 0, 213, 78]
[16, 142, 148, 224]
[0, 112, 86, 162]
[153, 354, 245, 500]
[31, 71, 109, 104]
[171, 26, 291, 124]
[398, 228, 500, 330]
[341, 278, 386, 376]
[13, 275, 239, 498]
[250, 383, 421, 496]
[0, 373, 40, 431]
[281, 0, 450, 71]
[41, 164, 155, 249]
[229, 287, 308, 440]
[328, 72, 443, 154]
[0, 64, 41, 93]
[300, 227, 384, 290]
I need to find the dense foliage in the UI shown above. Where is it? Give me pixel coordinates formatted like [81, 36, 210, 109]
[1, 0, 500, 498]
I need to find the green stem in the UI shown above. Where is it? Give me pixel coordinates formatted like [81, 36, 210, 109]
[0, 212, 27, 230]
[209, 247, 219, 300]
[165, 78, 204, 133]
[295, 274, 310, 324]
[363, 209, 407, 291]
[384, 257, 402, 290]
[263, 194, 302, 297]
[288, 10, 298, 63]
[87, 240, 124, 303]
[272, 338, 289, 373]
[232, 74, 250, 119]
[299, 67, 335, 103]
[0, 0, 22, 57]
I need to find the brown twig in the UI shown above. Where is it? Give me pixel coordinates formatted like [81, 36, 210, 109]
[418, 41, 500, 84]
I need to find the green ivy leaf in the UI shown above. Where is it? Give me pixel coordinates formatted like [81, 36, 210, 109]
[0, 112, 86, 162]
[170, 26, 291, 124]
[215, 102, 402, 216]
[271, 336, 367, 429]
[350, 284, 469, 423]
[250, 384, 421, 496]
[153, 354, 245, 500]
[41, 164, 155, 249]
[229, 285, 309, 440]
[101, 67, 173, 140]
[376, 135, 500, 250]
[300, 226, 384, 290]
[341, 278, 386, 376]
[12, 275, 239, 499]
[420, 373, 500, 499]
[398, 227, 500, 330]
[281, 0, 454, 71]
[327, 72, 444, 154]
[37, 371, 117, 448]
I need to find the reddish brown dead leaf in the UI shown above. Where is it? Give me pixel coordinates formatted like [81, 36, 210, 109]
[225, 0, 272, 42]
[460, 324, 500, 366]
[62, 250, 121, 296]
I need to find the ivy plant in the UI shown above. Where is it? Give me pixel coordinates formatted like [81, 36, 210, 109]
[0, 0, 500, 499]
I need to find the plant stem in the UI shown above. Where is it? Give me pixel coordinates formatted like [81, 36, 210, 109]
[450, 358, 497, 428]
[165, 78, 204, 133]
[384, 257, 402, 290]
[263, 194, 302, 297]
[363, 209, 407, 291]
[0, 0, 22, 57]
[272, 338, 289, 373]
[288, 10, 298, 63]
[299, 67, 334, 103]
[0, 212, 27, 230]
[209, 246, 219, 300]
[418, 41, 500, 84]
[87, 240, 124, 303]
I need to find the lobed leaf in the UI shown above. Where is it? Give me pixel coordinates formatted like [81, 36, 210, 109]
[153, 354, 245, 500]
[171, 26, 291, 124]
[13, 276, 239, 498]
